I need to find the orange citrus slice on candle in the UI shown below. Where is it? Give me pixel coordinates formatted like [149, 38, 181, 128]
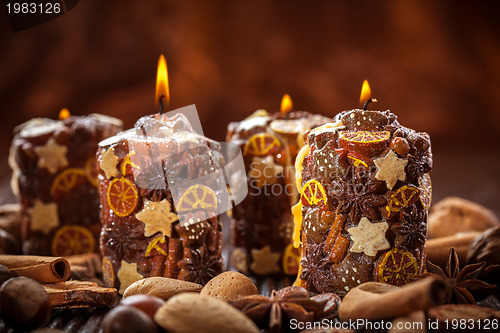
[301, 179, 327, 207]
[282, 243, 301, 275]
[243, 133, 281, 156]
[121, 150, 141, 176]
[418, 173, 432, 209]
[50, 168, 86, 199]
[338, 131, 390, 156]
[51, 225, 95, 256]
[84, 157, 99, 187]
[107, 177, 139, 217]
[375, 248, 418, 286]
[176, 184, 218, 212]
[102, 256, 115, 288]
[145, 235, 168, 258]
[386, 185, 420, 218]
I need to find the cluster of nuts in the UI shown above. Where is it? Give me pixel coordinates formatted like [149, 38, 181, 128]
[100, 271, 259, 333]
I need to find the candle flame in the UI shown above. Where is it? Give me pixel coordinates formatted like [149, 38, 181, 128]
[359, 80, 371, 105]
[280, 93, 293, 114]
[155, 54, 170, 108]
[59, 108, 70, 120]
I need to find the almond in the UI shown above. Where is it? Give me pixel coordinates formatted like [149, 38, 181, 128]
[200, 271, 257, 302]
[154, 293, 260, 333]
[428, 197, 499, 238]
[122, 277, 202, 300]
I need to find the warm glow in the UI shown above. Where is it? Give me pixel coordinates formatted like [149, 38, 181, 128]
[155, 54, 170, 108]
[359, 80, 371, 105]
[59, 108, 70, 120]
[280, 93, 293, 114]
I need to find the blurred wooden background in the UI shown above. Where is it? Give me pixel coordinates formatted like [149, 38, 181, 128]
[0, 0, 499, 213]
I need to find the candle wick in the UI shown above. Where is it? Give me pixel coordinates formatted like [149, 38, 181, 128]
[159, 95, 165, 115]
[363, 98, 378, 111]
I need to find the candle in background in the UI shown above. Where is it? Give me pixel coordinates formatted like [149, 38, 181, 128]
[292, 81, 432, 296]
[98, 56, 224, 293]
[227, 95, 331, 276]
[9, 109, 122, 256]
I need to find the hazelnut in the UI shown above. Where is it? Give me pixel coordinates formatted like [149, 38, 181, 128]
[390, 137, 410, 157]
[0, 264, 13, 285]
[0, 277, 52, 330]
[120, 294, 165, 319]
[101, 305, 160, 333]
[467, 226, 500, 266]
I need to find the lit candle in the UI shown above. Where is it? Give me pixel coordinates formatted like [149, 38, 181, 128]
[9, 109, 122, 256]
[292, 81, 432, 296]
[227, 94, 331, 276]
[97, 55, 224, 293]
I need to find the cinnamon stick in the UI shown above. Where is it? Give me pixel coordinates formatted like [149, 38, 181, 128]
[389, 311, 426, 333]
[339, 276, 448, 321]
[426, 232, 480, 268]
[0, 255, 70, 283]
[43, 280, 117, 308]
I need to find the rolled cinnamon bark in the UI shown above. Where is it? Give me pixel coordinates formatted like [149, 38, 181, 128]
[339, 276, 448, 321]
[0, 255, 70, 283]
[389, 311, 426, 333]
[425, 232, 480, 268]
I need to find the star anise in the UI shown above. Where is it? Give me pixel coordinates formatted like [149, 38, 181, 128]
[101, 221, 147, 262]
[300, 241, 331, 293]
[413, 248, 496, 304]
[338, 168, 386, 224]
[178, 246, 221, 285]
[230, 286, 340, 333]
[405, 149, 432, 182]
[391, 204, 427, 250]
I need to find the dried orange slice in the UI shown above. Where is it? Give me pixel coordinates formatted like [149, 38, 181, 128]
[339, 131, 390, 156]
[301, 179, 327, 207]
[85, 158, 99, 187]
[50, 168, 86, 199]
[145, 235, 168, 258]
[102, 256, 114, 288]
[386, 185, 420, 217]
[346, 150, 371, 168]
[51, 225, 95, 256]
[121, 150, 141, 176]
[177, 184, 218, 212]
[418, 173, 432, 209]
[243, 133, 281, 156]
[282, 243, 301, 275]
[375, 248, 418, 286]
[107, 178, 139, 217]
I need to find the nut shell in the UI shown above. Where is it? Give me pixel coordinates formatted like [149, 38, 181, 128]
[428, 197, 499, 238]
[200, 271, 257, 302]
[467, 226, 500, 266]
[154, 293, 260, 333]
[123, 277, 202, 300]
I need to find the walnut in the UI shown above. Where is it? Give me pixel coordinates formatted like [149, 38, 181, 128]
[427, 197, 499, 238]
[467, 226, 500, 266]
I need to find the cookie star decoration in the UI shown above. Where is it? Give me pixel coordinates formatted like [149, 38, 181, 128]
[117, 260, 144, 294]
[34, 137, 68, 174]
[248, 156, 283, 188]
[99, 147, 120, 179]
[374, 149, 408, 190]
[135, 199, 178, 237]
[347, 217, 390, 257]
[28, 199, 60, 234]
[250, 245, 281, 275]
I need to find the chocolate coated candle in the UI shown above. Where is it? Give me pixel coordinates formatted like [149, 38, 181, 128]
[10, 114, 122, 256]
[293, 109, 432, 296]
[97, 113, 223, 293]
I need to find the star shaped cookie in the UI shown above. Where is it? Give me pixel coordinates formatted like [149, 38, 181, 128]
[374, 149, 408, 190]
[135, 199, 178, 237]
[347, 217, 389, 257]
[248, 156, 283, 188]
[28, 199, 60, 234]
[99, 147, 120, 179]
[250, 245, 281, 275]
[34, 137, 68, 174]
[117, 260, 144, 294]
